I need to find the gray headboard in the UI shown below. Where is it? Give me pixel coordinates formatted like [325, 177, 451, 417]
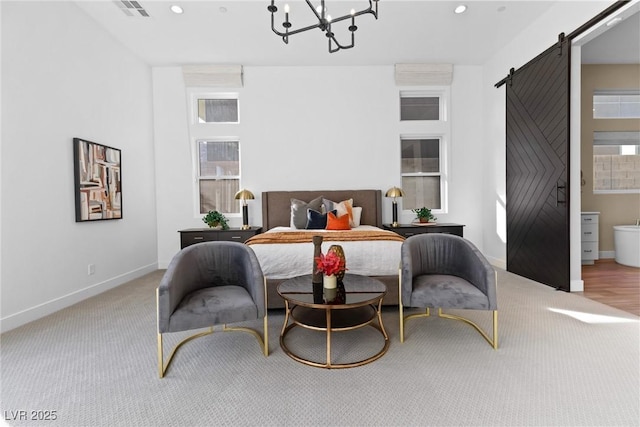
[261, 189, 383, 230]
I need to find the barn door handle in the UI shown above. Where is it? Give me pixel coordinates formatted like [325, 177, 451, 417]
[556, 183, 566, 207]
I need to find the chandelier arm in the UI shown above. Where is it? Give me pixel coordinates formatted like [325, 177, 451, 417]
[329, 6, 377, 25]
[271, 21, 322, 38]
[304, 0, 323, 21]
[328, 31, 355, 53]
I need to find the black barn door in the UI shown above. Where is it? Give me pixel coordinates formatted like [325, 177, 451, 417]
[505, 39, 570, 291]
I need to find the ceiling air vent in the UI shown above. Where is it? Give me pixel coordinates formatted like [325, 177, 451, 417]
[114, 0, 150, 17]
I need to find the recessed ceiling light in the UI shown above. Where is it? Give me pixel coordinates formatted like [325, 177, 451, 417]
[219, 6, 228, 13]
[170, 5, 183, 14]
[454, 4, 467, 14]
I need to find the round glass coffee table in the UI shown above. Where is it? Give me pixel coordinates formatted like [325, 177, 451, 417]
[277, 274, 389, 369]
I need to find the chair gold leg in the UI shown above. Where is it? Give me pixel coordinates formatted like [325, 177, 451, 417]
[157, 332, 164, 378]
[399, 302, 405, 343]
[263, 314, 269, 356]
[264, 276, 269, 356]
[398, 269, 404, 343]
[222, 324, 268, 354]
[157, 289, 164, 378]
[493, 310, 498, 349]
[437, 308, 498, 349]
[402, 307, 431, 343]
[158, 327, 215, 378]
[159, 322, 267, 378]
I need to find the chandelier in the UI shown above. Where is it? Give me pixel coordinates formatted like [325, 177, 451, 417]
[268, 0, 379, 53]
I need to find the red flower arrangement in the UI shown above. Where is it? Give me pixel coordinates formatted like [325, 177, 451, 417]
[314, 251, 346, 276]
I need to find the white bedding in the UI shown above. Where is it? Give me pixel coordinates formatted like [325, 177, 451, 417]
[249, 226, 401, 279]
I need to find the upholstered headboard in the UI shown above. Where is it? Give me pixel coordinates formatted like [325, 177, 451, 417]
[261, 189, 383, 230]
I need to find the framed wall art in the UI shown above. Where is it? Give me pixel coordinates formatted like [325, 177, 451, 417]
[73, 138, 122, 222]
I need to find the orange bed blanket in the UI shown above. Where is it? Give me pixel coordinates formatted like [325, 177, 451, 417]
[245, 229, 405, 245]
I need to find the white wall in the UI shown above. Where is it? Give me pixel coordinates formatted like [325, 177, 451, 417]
[1, 1, 611, 331]
[482, 1, 612, 280]
[153, 65, 486, 268]
[1, 1, 158, 331]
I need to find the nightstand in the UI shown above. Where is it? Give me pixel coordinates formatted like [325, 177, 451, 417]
[178, 227, 262, 249]
[383, 223, 464, 238]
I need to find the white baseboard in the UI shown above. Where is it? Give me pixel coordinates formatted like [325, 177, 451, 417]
[0, 263, 158, 333]
[570, 279, 584, 292]
[600, 251, 615, 259]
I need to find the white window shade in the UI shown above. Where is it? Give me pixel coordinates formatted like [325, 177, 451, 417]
[182, 65, 243, 88]
[395, 64, 453, 86]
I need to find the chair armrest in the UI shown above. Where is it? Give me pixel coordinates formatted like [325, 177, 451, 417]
[235, 245, 266, 318]
[456, 242, 497, 309]
[157, 245, 210, 332]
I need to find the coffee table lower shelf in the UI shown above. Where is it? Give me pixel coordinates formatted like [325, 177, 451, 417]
[279, 300, 390, 369]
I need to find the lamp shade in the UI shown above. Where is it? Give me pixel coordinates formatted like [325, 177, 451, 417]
[385, 187, 404, 198]
[234, 189, 255, 200]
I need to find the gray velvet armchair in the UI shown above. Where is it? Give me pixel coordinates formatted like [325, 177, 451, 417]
[157, 241, 268, 378]
[399, 233, 498, 348]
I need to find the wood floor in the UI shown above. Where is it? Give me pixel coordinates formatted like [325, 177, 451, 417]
[581, 259, 640, 316]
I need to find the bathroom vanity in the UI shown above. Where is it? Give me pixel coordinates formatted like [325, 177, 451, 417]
[581, 212, 600, 265]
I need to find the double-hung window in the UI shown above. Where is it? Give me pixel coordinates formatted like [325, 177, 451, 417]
[401, 137, 443, 209]
[196, 140, 240, 213]
[188, 92, 241, 215]
[399, 90, 449, 212]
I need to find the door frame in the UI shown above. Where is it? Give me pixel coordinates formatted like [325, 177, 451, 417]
[568, 1, 640, 291]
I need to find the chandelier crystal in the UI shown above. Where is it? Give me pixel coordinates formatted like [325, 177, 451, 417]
[268, 0, 379, 53]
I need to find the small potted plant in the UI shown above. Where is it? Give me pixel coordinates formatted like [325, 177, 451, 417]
[412, 207, 437, 223]
[202, 210, 229, 230]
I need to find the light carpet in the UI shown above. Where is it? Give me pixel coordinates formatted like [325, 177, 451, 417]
[1, 269, 638, 426]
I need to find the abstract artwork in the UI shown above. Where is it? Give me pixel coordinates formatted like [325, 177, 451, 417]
[73, 138, 122, 222]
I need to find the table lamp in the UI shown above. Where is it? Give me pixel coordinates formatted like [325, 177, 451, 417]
[234, 189, 255, 230]
[385, 187, 404, 228]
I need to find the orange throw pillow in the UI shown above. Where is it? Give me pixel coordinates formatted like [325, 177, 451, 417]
[326, 211, 351, 230]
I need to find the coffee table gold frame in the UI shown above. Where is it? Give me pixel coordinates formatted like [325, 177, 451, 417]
[277, 274, 389, 369]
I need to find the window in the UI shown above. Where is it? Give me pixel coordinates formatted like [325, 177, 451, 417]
[187, 89, 242, 216]
[196, 94, 239, 123]
[401, 137, 443, 210]
[398, 89, 449, 212]
[593, 90, 640, 119]
[196, 140, 240, 214]
[593, 131, 640, 193]
[400, 92, 440, 121]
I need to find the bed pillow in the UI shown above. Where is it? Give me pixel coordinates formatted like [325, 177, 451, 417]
[322, 198, 353, 224]
[306, 209, 336, 230]
[290, 196, 324, 229]
[351, 206, 363, 227]
[326, 212, 351, 230]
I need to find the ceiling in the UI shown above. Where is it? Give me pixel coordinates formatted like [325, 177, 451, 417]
[581, 4, 640, 64]
[74, 1, 639, 67]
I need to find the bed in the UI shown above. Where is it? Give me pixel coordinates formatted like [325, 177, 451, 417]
[246, 189, 403, 309]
